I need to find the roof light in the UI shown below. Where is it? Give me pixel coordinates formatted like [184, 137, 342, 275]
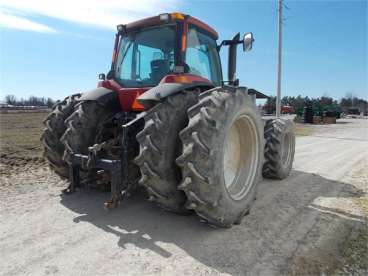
[159, 13, 169, 22]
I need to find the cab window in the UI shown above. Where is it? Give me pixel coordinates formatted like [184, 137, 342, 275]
[115, 25, 176, 87]
[185, 26, 222, 86]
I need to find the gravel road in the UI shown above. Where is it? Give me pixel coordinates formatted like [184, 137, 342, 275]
[0, 118, 367, 276]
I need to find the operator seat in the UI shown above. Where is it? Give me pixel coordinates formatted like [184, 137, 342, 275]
[150, 59, 169, 83]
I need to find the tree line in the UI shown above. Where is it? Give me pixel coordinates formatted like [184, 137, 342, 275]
[3, 93, 367, 114]
[3, 95, 55, 108]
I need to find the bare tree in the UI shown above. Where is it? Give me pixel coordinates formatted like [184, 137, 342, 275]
[4, 95, 17, 105]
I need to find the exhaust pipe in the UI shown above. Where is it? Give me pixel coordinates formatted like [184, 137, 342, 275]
[228, 33, 240, 85]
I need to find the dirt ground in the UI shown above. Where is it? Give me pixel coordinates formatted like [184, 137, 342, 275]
[0, 112, 45, 177]
[0, 113, 367, 276]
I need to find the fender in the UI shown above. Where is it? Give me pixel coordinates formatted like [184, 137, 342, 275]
[137, 82, 213, 109]
[78, 87, 120, 111]
[248, 88, 269, 99]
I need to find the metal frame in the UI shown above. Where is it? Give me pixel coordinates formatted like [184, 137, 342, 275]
[63, 111, 147, 209]
[65, 154, 122, 208]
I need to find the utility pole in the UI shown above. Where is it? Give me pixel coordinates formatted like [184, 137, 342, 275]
[276, 0, 282, 117]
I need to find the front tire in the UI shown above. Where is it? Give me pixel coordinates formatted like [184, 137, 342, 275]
[177, 88, 264, 227]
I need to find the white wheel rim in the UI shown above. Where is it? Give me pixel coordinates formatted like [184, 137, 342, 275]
[223, 115, 259, 200]
[281, 132, 293, 167]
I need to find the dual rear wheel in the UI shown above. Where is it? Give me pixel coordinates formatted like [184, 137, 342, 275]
[136, 88, 264, 227]
[135, 88, 295, 227]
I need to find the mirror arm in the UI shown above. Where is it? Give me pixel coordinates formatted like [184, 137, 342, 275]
[217, 39, 242, 51]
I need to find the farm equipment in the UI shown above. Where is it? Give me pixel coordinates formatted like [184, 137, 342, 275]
[42, 12, 295, 227]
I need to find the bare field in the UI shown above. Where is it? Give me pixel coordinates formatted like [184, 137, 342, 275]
[0, 113, 367, 276]
[0, 112, 45, 155]
[0, 112, 46, 177]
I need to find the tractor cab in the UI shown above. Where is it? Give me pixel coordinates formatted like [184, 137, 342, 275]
[110, 13, 222, 87]
[97, 12, 254, 111]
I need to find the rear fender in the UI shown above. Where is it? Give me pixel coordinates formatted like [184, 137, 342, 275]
[78, 87, 120, 112]
[137, 82, 211, 109]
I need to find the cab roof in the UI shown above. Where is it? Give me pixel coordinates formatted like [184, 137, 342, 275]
[119, 12, 219, 40]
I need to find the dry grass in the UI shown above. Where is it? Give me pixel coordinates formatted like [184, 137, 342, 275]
[295, 123, 314, 136]
[333, 227, 368, 275]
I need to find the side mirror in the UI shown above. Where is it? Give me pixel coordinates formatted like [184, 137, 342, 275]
[243, 32, 254, 52]
[98, 73, 106, 80]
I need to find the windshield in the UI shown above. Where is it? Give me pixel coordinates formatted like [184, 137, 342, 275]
[115, 25, 176, 87]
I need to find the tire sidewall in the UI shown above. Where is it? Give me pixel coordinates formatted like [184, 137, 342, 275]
[212, 95, 264, 221]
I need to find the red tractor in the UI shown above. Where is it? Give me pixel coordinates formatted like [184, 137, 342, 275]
[42, 13, 295, 227]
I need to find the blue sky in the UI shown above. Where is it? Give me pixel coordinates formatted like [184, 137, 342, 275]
[0, 0, 367, 101]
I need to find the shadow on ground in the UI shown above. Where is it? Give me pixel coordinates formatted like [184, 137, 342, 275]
[60, 170, 366, 275]
[336, 121, 352, 124]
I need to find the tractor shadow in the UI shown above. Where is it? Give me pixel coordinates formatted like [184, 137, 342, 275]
[60, 170, 366, 275]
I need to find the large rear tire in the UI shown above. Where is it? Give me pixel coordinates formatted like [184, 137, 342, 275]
[61, 101, 115, 163]
[262, 118, 295, 179]
[135, 92, 198, 213]
[177, 88, 264, 227]
[41, 94, 81, 178]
